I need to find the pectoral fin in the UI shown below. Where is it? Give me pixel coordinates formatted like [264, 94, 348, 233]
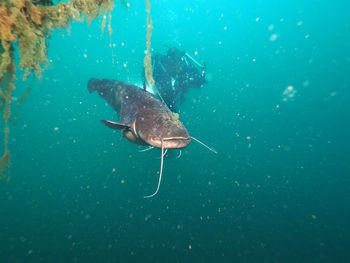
[101, 120, 130, 130]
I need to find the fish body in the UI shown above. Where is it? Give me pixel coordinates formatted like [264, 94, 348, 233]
[88, 78, 191, 149]
[88, 78, 216, 198]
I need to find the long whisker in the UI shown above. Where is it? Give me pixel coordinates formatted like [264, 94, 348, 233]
[156, 148, 168, 159]
[139, 146, 154, 152]
[144, 138, 164, 198]
[176, 150, 182, 159]
[191, 136, 218, 154]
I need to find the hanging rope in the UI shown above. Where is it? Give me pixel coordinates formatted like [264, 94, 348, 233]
[143, 0, 155, 88]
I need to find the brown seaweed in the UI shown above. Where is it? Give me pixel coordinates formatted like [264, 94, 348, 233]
[0, 0, 115, 180]
[143, 0, 154, 88]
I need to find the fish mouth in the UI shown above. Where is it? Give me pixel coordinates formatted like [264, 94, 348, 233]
[150, 136, 191, 149]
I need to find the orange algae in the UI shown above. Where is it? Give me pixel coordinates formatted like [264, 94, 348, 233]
[143, 0, 154, 87]
[9, 87, 31, 125]
[0, 0, 115, 180]
[0, 150, 10, 180]
[0, 41, 15, 180]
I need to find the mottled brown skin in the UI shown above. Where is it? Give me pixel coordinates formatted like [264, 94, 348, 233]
[88, 78, 191, 149]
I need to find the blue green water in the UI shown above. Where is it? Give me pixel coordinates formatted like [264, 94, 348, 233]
[1, 0, 350, 262]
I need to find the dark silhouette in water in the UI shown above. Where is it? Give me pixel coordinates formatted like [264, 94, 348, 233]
[88, 78, 216, 198]
[145, 47, 210, 112]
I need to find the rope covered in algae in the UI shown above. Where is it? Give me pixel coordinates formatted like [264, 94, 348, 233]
[143, 0, 154, 88]
[0, 42, 14, 181]
[143, 0, 168, 106]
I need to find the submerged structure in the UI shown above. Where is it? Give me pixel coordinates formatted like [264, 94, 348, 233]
[0, 0, 116, 179]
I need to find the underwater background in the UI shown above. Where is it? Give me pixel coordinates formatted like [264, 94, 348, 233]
[1, 0, 350, 262]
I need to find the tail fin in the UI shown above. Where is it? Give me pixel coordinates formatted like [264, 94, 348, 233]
[88, 78, 116, 93]
[88, 78, 99, 93]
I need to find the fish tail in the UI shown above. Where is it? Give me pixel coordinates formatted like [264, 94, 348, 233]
[87, 78, 100, 93]
[88, 78, 116, 93]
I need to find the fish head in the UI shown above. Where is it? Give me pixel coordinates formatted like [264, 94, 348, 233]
[135, 111, 191, 149]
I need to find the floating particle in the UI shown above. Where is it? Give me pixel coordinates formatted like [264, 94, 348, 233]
[270, 34, 278, 42]
[268, 24, 274, 31]
[302, 80, 310, 87]
[282, 85, 297, 102]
